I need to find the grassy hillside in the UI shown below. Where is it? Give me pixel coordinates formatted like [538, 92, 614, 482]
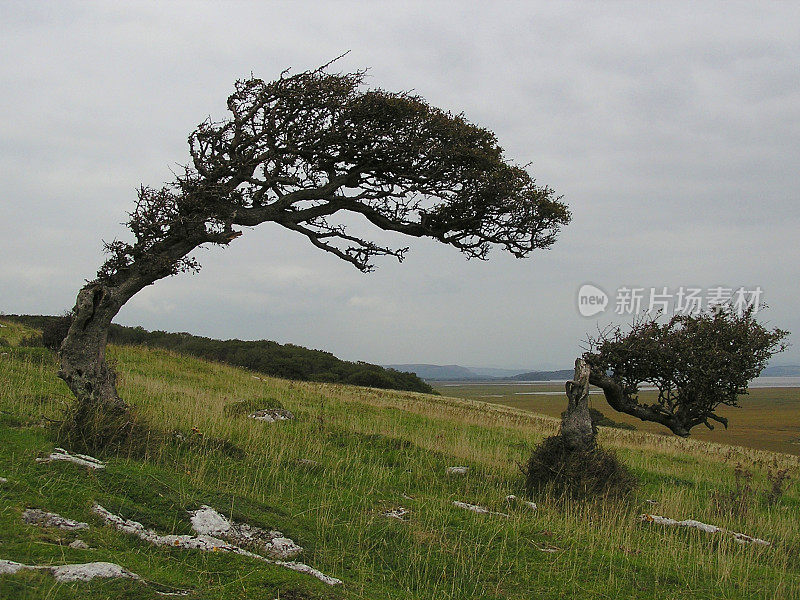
[1, 319, 799, 598]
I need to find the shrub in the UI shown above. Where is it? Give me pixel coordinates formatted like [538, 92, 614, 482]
[19, 335, 43, 347]
[41, 315, 73, 350]
[765, 467, 792, 505]
[57, 401, 157, 458]
[710, 463, 754, 517]
[525, 435, 637, 500]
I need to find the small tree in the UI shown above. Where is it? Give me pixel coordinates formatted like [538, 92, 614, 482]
[527, 306, 788, 498]
[584, 306, 788, 438]
[42, 313, 74, 351]
[58, 64, 571, 451]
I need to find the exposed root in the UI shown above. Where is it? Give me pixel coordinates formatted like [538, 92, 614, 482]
[93, 504, 341, 585]
[640, 514, 771, 546]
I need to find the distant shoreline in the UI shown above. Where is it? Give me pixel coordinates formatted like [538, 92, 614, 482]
[437, 376, 800, 389]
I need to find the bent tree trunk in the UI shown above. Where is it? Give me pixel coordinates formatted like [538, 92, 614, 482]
[559, 358, 596, 451]
[58, 274, 158, 449]
[59, 282, 127, 414]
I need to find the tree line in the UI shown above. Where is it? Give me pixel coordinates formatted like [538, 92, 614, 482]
[7, 314, 436, 395]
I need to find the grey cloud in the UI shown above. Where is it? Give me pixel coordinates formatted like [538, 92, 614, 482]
[1, 1, 798, 368]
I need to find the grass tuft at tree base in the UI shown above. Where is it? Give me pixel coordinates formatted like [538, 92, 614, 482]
[525, 434, 638, 500]
[56, 400, 159, 459]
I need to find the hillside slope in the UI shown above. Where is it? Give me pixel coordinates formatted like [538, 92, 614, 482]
[1, 319, 799, 599]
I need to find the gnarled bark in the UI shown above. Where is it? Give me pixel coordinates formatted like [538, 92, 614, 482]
[59, 283, 126, 415]
[559, 358, 596, 450]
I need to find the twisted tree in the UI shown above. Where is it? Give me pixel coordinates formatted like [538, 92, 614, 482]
[567, 307, 788, 446]
[586, 307, 788, 437]
[58, 65, 570, 450]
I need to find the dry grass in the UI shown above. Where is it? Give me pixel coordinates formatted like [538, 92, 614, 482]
[438, 381, 800, 456]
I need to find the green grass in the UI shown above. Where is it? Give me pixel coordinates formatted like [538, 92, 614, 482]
[1, 319, 799, 598]
[0, 319, 38, 347]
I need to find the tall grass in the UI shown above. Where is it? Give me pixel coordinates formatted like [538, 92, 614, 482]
[0, 331, 799, 598]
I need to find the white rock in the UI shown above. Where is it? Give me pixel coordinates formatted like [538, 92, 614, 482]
[0, 477, 7, 484]
[273, 560, 342, 586]
[453, 501, 508, 517]
[0, 560, 24, 575]
[383, 507, 409, 520]
[51, 562, 140, 582]
[189, 505, 303, 559]
[36, 448, 105, 470]
[446, 466, 469, 475]
[248, 409, 294, 422]
[190, 505, 232, 536]
[0, 559, 138, 582]
[94, 504, 339, 585]
[22, 509, 89, 530]
[505, 495, 536, 510]
[640, 514, 770, 546]
[69, 539, 90, 549]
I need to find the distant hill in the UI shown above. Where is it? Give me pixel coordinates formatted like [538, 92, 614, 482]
[508, 369, 575, 381]
[510, 366, 800, 381]
[384, 364, 572, 381]
[762, 365, 800, 377]
[466, 366, 528, 378]
[384, 364, 481, 381]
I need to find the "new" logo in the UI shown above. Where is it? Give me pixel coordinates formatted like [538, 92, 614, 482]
[577, 284, 608, 317]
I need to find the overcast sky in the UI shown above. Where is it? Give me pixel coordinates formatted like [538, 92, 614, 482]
[1, 1, 798, 369]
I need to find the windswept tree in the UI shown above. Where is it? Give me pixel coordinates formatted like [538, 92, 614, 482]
[58, 64, 570, 450]
[582, 306, 788, 438]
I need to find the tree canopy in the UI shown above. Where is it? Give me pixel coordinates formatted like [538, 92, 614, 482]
[98, 66, 570, 287]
